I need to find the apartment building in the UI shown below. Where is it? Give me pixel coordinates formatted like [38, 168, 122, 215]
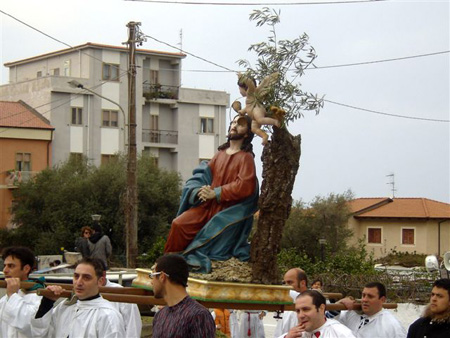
[0, 43, 229, 182]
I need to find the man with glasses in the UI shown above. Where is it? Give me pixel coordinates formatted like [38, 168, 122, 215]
[151, 254, 215, 337]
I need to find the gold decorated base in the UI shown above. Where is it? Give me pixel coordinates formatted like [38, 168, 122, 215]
[133, 268, 292, 305]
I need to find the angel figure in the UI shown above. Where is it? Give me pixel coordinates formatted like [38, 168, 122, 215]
[235, 72, 284, 145]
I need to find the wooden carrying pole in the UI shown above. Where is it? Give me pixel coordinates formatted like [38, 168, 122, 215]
[35, 289, 397, 312]
[0, 281, 152, 296]
[1, 280, 397, 312]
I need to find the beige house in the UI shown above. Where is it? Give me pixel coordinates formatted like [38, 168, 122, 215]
[348, 197, 450, 259]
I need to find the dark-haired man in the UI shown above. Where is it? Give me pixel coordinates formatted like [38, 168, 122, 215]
[337, 282, 406, 337]
[151, 254, 215, 337]
[275, 268, 309, 337]
[0, 246, 42, 337]
[407, 278, 450, 338]
[282, 290, 355, 338]
[31, 257, 125, 337]
[164, 114, 258, 273]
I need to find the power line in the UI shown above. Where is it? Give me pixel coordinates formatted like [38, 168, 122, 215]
[144, 34, 236, 72]
[0, 10, 129, 74]
[0, 72, 129, 131]
[324, 99, 450, 123]
[311, 50, 450, 69]
[144, 50, 449, 73]
[127, 0, 386, 6]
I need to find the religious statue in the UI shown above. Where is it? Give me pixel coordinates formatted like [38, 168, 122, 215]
[164, 115, 259, 273]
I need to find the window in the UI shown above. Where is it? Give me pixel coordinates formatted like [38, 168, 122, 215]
[402, 228, 415, 245]
[37, 71, 42, 78]
[63, 60, 71, 76]
[71, 107, 83, 125]
[150, 115, 159, 142]
[101, 155, 118, 165]
[52, 68, 60, 76]
[16, 153, 31, 172]
[70, 153, 83, 163]
[102, 110, 119, 127]
[102, 63, 119, 81]
[150, 70, 159, 84]
[200, 117, 214, 134]
[368, 228, 382, 244]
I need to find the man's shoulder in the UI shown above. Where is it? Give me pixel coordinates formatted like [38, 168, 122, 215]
[378, 309, 403, 323]
[325, 319, 356, 336]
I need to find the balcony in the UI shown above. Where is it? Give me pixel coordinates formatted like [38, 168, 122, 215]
[143, 83, 179, 101]
[142, 129, 178, 144]
[4, 171, 37, 187]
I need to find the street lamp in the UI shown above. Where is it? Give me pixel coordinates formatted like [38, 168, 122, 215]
[91, 214, 102, 231]
[318, 238, 327, 262]
[69, 78, 138, 268]
[67, 80, 127, 149]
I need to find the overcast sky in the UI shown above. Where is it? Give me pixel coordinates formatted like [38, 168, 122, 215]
[1, 0, 449, 204]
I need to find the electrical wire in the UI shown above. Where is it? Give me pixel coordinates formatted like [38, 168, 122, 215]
[138, 50, 449, 73]
[0, 9, 129, 74]
[144, 34, 236, 72]
[324, 99, 450, 123]
[126, 0, 387, 6]
[0, 71, 129, 132]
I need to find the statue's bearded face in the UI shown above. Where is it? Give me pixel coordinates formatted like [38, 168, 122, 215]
[228, 116, 249, 140]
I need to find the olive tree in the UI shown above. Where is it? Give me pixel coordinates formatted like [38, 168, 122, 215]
[237, 8, 324, 284]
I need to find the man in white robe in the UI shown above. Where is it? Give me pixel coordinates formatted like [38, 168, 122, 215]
[0, 246, 42, 338]
[103, 275, 142, 337]
[336, 282, 406, 338]
[240, 310, 266, 337]
[274, 268, 308, 337]
[281, 290, 355, 338]
[31, 257, 125, 338]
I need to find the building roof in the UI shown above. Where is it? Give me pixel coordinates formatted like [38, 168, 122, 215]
[0, 101, 54, 130]
[4, 42, 186, 67]
[349, 197, 450, 220]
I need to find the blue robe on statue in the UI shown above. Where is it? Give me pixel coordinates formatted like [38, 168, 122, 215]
[179, 161, 259, 273]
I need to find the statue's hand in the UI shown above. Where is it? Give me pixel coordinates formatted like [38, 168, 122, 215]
[198, 185, 215, 202]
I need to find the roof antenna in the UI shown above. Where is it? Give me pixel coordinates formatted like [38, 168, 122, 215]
[178, 29, 183, 52]
[386, 173, 396, 198]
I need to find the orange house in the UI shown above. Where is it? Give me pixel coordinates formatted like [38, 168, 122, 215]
[0, 101, 54, 228]
[348, 197, 450, 259]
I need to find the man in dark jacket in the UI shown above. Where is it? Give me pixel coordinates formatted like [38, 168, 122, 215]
[407, 278, 450, 338]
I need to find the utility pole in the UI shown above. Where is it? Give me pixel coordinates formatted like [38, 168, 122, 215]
[125, 21, 144, 268]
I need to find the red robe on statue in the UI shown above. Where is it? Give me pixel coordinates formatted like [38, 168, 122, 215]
[164, 150, 256, 253]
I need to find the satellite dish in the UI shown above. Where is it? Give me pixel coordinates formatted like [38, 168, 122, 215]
[443, 252, 450, 272]
[425, 255, 439, 273]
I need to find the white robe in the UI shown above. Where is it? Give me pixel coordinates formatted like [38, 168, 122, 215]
[274, 290, 300, 337]
[240, 310, 266, 338]
[278, 319, 355, 338]
[31, 296, 125, 338]
[0, 290, 41, 338]
[337, 309, 406, 338]
[229, 309, 240, 338]
[105, 279, 142, 338]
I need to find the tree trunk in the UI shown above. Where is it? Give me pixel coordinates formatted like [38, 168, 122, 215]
[250, 127, 301, 284]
